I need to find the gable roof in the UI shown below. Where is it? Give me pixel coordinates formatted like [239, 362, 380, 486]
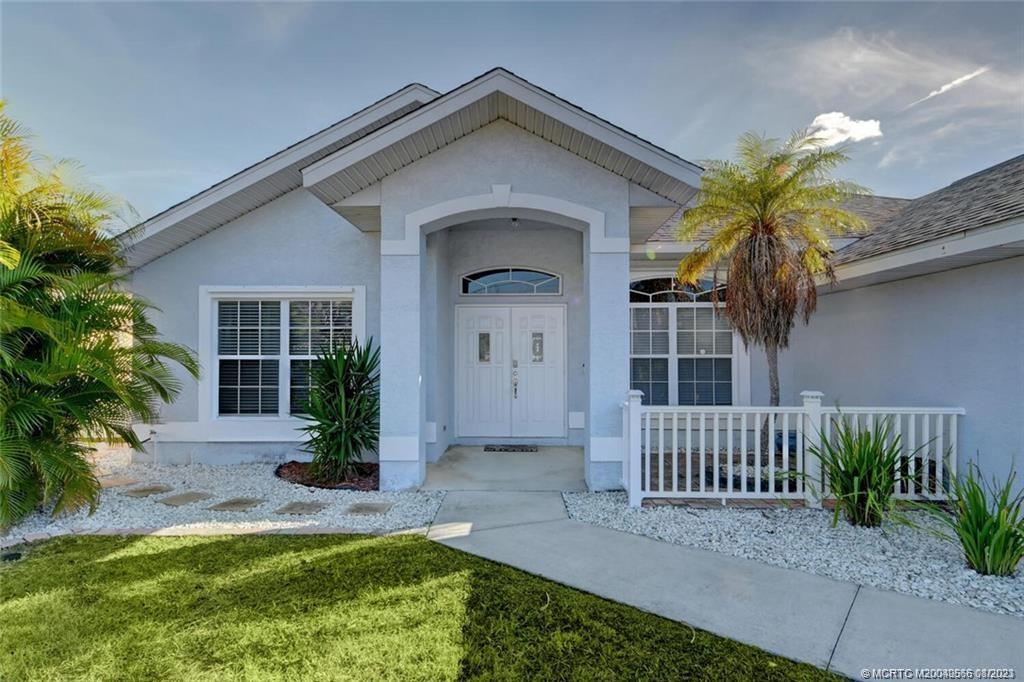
[301, 68, 702, 208]
[834, 154, 1024, 265]
[120, 83, 440, 269]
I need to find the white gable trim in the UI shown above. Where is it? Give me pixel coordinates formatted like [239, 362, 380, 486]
[382, 184, 627, 256]
[124, 84, 438, 249]
[302, 69, 701, 192]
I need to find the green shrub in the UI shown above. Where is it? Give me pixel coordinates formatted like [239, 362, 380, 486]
[809, 416, 915, 527]
[299, 338, 380, 482]
[920, 463, 1024, 576]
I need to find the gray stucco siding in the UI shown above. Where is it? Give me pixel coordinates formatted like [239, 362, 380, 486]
[750, 256, 1024, 484]
[379, 120, 631, 241]
[129, 188, 381, 425]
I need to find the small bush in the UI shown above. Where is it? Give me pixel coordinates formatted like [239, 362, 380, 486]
[299, 339, 380, 483]
[810, 416, 914, 527]
[921, 463, 1024, 576]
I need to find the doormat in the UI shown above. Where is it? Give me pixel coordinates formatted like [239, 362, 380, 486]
[483, 444, 539, 453]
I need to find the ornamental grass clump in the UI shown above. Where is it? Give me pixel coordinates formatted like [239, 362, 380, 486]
[299, 339, 380, 483]
[919, 463, 1024, 576]
[809, 416, 913, 527]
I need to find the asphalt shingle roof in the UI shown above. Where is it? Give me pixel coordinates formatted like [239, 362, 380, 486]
[646, 154, 1024, 267]
[833, 154, 1024, 264]
[646, 195, 911, 243]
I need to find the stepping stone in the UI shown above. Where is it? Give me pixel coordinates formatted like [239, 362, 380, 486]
[275, 501, 328, 515]
[99, 477, 138, 489]
[158, 492, 213, 507]
[122, 484, 172, 498]
[343, 502, 393, 516]
[208, 497, 264, 512]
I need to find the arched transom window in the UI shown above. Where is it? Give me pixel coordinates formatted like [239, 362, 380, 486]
[629, 277, 735, 407]
[629, 277, 726, 303]
[462, 268, 561, 295]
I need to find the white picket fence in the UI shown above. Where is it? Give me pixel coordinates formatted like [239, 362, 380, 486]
[622, 390, 965, 507]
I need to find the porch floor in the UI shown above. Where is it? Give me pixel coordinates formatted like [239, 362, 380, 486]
[422, 446, 586, 492]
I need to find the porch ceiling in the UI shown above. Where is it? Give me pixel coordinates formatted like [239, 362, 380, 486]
[302, 69, 701, 217]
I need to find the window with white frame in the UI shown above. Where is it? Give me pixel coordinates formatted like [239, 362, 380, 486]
[629, 278, 735, 406]
[215, 296, 356, 417]
[287, 300, 353, 413]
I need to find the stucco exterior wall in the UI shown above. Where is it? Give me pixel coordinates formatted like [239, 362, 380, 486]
[128, 189, 381, 451]
[750, 256, 1024, 483]
[376, 120, 632, 488]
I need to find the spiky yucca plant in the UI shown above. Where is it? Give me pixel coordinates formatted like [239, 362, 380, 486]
[299, 339, 380, 483]
[0, 102, 198, 525]
[676, 131, 868, 406]
[809, 416, 916, 527]
[918, 463, 1024, 576]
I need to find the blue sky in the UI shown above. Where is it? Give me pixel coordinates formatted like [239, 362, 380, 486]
[3, 2, 1022, 219]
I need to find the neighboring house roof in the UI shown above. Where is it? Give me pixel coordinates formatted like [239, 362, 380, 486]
[120, 83, 440, 269]
[645, 194, 912, 243]
[833, 154, 1024, 265]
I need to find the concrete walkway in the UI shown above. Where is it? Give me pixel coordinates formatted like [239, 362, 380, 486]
[422, 446, 586, 491]
[427, 491, 1024, 678]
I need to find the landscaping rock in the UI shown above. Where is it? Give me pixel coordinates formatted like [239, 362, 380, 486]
[1, 449, 443, 539]
[564, 491, 1024, 620]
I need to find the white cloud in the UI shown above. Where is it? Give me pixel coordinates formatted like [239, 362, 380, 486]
[905, 66, 991, 108]
[808, 112, 882, 147]
[756, 28, 1020, 113]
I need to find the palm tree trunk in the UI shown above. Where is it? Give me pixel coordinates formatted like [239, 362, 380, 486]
[766, 342, 780, 407]
[761, 342, 781, 453]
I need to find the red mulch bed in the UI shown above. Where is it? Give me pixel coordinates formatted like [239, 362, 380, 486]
[274, 461, 379, 491]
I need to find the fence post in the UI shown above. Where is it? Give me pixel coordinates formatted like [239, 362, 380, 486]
[626, 390, 644, 508]
[800, 390, 824, 509]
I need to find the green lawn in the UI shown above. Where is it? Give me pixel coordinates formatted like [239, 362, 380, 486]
[0, 534, 833, 681]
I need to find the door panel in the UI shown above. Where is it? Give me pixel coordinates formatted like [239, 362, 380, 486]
[511, 308, 565, 437]
[456, 307, 510, 437]
[456, 305, 565, 438]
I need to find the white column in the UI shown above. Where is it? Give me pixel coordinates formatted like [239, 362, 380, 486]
[585, 243, 631, 490]
[378, 245, 425, 490]
[625, 390, 644, 507]
[801, 390, 824, 508]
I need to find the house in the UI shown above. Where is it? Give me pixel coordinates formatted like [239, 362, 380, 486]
[123, 68, 1024, 492]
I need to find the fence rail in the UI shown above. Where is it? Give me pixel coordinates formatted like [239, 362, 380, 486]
[622, 390, 964, 507]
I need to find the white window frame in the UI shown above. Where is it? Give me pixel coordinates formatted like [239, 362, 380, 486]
[197, 286, 366, 436]
[628, 275, 751, 407]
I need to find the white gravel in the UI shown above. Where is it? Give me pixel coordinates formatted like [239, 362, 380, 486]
[3, 449, 444, 538]
[564, 491, 1024, 619]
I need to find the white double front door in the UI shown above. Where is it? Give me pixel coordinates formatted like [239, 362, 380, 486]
[456, 305, 566, 438]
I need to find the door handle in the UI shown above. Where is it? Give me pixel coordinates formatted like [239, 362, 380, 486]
[512, 365, 519, 399]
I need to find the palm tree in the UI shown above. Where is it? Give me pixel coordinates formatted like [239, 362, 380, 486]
[676, 131, 868, 406]
[0, 102, 198, 525]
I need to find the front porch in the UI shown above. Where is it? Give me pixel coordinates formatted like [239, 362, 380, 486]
[422, 446, 586, 492]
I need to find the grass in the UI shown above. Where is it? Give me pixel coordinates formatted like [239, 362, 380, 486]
[0, 534, 834, 681]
